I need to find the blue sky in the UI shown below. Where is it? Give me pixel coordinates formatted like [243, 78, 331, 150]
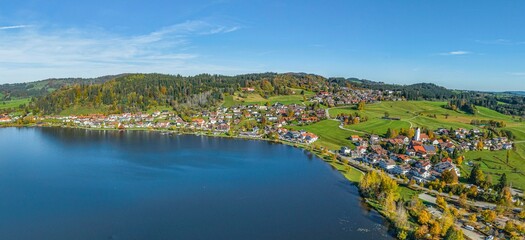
[0, 0, 524, 91]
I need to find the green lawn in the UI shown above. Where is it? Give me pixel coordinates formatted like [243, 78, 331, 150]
[327, 160, 364, 184]
[0, 98, 31, 110]
[289, 120, 355, 150]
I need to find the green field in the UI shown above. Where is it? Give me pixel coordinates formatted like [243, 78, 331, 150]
[463, 143, 525, 190]
[330, 101, 523, 136]
[59, 106, 108, 116]
[222, 90, 315, 107]
[0, 98, 31, 110]
[289, 120, 356, 150]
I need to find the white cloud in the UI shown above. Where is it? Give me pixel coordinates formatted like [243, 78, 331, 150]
[0, 25, 32, 30]
[439, 50, 470, 56]
[0, 21, 244, 83]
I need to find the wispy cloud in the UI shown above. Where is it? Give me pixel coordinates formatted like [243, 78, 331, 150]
[439, 50, 471, 56]
[476, 39, 525, 45]
[0, 25, 32, 30]
[508, 72, 525, 76]
[0, 21, 245, 83]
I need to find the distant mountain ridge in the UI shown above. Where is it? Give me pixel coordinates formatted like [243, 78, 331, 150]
[504, 91, 525, 96]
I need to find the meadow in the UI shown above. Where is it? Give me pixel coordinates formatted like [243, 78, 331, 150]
[222, 90, 315, 107]
[0, 98, 31, 110]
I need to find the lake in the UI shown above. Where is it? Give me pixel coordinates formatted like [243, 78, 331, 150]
[0, 127, 393, 239]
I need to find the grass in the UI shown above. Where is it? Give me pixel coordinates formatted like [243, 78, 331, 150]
[59, 106, 108, 116]
[327, 160, 364, 184]
[289, 120, 355, 150]
[0, 98, 31, 110]
[222, 89, 314, 107]
[330, 101, 523, 137]
[463, 144, 525, 190]
[400, 186, 419, 201]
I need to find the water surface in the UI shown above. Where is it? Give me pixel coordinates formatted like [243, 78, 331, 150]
[0, 127, 392, 239]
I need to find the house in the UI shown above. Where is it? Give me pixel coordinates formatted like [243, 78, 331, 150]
[351, 135, 361, 142]
[0, 116, 12, 123]
[392, 165, 411, 175]
[301, 132, 318, 144]
[192, 118, 205, 127]
[415, 160, 432, 171]
[423, 145, 437, 155]
[411, 168, 431, 179]
[340, 146, 352, 155]
[217, 123, 230, 132]
[395, 154, 412, 164]
[434, 161, 461, 177]
[370, 145, 388, 155]
[413, 145, 427, 157]
[241, 87, 255, 92]
[369, 135, 380, 144]
[379, 159, 397, 171]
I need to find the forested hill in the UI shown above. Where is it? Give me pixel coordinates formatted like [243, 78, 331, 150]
[16, 72, 525, 117]
[0, 74, 127, 100]
[32, 73, 327, 115]
[327, 77, 455, 100]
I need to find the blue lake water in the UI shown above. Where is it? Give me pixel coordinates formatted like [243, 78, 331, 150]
[0, 127, 393, 239]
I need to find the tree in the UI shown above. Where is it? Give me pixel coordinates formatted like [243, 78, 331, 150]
[397, 230, 408, 240]
[430, 220, 442, 237]
[441, 210, 456, 236]
[357, 101, 365, 111]
[458, 193, 468, 208]
[469, 164, 485, 185]
[444, 227, 464, 240]
[394, 201, 409, 230]
[468, 213, 477, 223]
[498, 173, 508, 191]
[454, 155, 465, 166]
[415, 224, 429, 239]
[436, 195, 448, 209]
[476, 141, 484, 150]
[506, 150, 510, 164]
[442, 169, 459, 184]
[500, 186, 513, 206]
[407, 128, 415, 139]
[481, 209, 497, 223]
[418, 209, 431, 225]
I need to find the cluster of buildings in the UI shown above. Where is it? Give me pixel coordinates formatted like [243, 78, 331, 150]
[310, 88, 402, 107]
[0, 114, 13, 123]
[436, 128, 514, 151]
[340, 128, 469, 183]
[19, 102, 321, 144]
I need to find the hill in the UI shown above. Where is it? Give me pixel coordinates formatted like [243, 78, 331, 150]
[31, 73, 327, 115]
[504, 91, 525, 96]
[0, 74, 127, 100]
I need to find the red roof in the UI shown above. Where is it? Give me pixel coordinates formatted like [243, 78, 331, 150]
[413, 145, 426, 153]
